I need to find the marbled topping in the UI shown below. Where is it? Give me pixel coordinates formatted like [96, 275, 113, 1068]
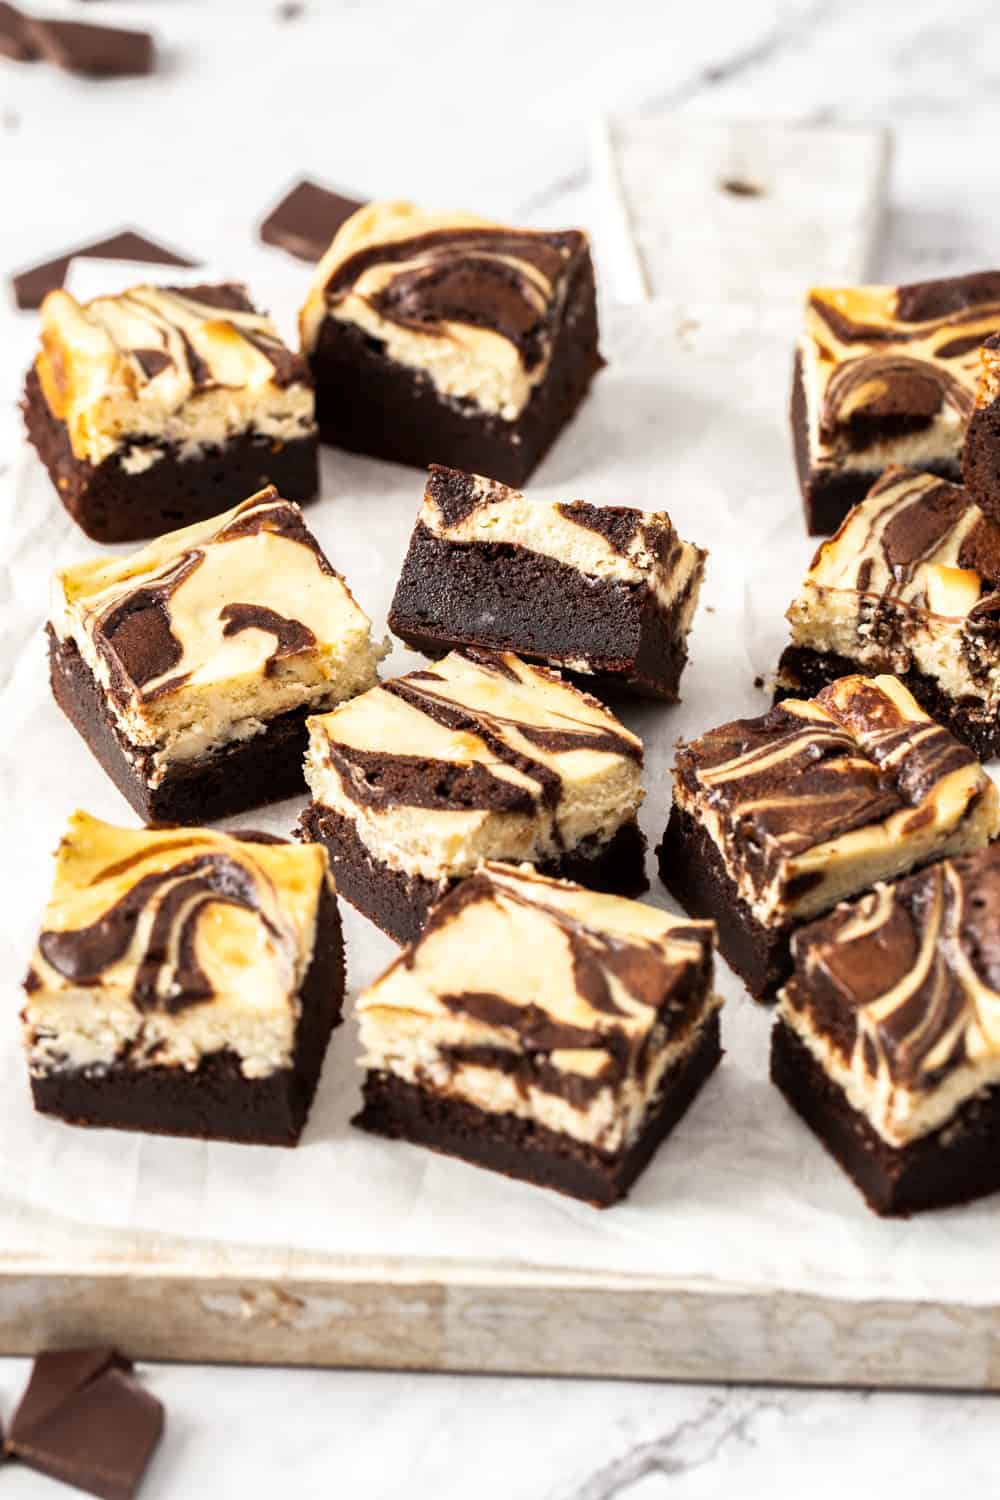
[780, 844, 1000, 1145]
[672, 673, 1000, 924]
[299, 201, 590, 420]
[303, 649, 644, 881]
[23, 812, 332, 1079]
[800, 272, 1000, 473]
[357, 861, 719, 1151]
[785, 467, 1000, 708]
[35, 282, 315, 466]
[51, 487, 386, 774]
[408, 465, 706, 610]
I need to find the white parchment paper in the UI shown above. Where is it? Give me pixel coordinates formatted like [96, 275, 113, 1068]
[3, 279, 999, 1306]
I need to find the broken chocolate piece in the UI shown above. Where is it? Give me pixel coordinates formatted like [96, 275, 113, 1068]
[10, 1364, 164, 1500]
[11, 230, 196, 311]
[0, 2, 36, 61]
[259, 179, 364, 261]
[25, 17, 154, 78]
[10, 1347, 132, 1442]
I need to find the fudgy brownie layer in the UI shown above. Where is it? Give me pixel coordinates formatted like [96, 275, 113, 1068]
[23, 366, 319, 544]
[49, 629, 312, 823]
[298, 801, 649, 946]
[963, 399, 1000, 522]
[388, 524, 692, 701]
[308, 256, 602, 488]
[30, 876, 345, 1146]
[657, 802, 792, 999]
[774, 644, 1000, 760]
[790, 352, 962, 536]
[771, 1018, 1000, 1216]
[354, 1011, 722, 1207]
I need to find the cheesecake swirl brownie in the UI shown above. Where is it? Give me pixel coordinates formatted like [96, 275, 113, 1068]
[300, 648, 647, 944]
[299, 201, 602, 485]
[658, 673, 1000, 997]
[50, 486, 386, 823]
[776, 467, 1000, 756]
[355, 861, 722, 1206]
[25, 282, 318, 541]
[793, 271, 1000, 534]
[22, 814, 345, 1144]
[773, 845, 1000, 1215]
[963, 332, 1000, 523]
[389, 466, 706, 699]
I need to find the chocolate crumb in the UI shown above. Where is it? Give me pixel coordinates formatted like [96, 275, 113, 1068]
[720, 177, 765, 198]
[753, 674, 765, 689]
[276, 0, 304, 16]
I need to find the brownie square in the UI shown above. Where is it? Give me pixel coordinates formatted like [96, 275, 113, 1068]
[772, 844, 1000, 1215]
[793, 272, 1000, 535]
[388, 466, 707, 700]
[657, 673, 999, 999]
[24, 281, 319, 542]
[22, 814, 345, 1145]
[299, 201, 603, 486]
[49, 486, 386, 824]
[354, 861, 722, 1206]
[299, 647, 648, 944]
[774, 466, 1000, 757]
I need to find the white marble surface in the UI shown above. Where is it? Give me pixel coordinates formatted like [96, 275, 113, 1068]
[4, 0, 1000, 1492]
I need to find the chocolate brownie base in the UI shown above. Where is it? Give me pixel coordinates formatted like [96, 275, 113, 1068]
[657, 802, 791, 999]
[308, 257, 602, 487]
[298, 801, 649, 946]
[963, 399, 1000, 522]
[49, 629, 312, 823]
[30, 877, 345, 1145]
[388, 523, 693, 701]
[774, 643, 1000, 759]
[354, 1011, 722, 1207]
[24, 366, 319, 544]
[771, 1018, 1000, 1216]
[790, 352, 961, 536]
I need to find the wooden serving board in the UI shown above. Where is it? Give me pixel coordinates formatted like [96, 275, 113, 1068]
[11, 133, 996, 1393]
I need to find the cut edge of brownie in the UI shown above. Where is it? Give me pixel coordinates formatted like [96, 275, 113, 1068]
[387, 524, 696, 701]
[771, 1017, 1000, 1216]
[790, 350, 963, 537]
[774, 643, 1000, 760]
[308, 252, 602, 487]
[963, 396, 1000, 520]
[657, 802, 792, 1000]
[298, 801, 649, 946]
[49, 628, 313, 823]
[23, 365, 319, 544]
[29, 873, 345, 1146]
[353, 1009, 722, 1207]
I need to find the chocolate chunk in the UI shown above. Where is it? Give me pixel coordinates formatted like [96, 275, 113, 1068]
[10, 1367, 164, 1500]
[10, 1347, 132, 1443]
[12, 230, 197, 311]
[259, 179, 363, 261]
[0, 2, 36, 60]
[25, 17, 155, 78]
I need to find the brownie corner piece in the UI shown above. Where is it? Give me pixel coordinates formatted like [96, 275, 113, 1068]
[49, 486, 385, 825]
[23, 813, 345, 1145]
[659, 672, 999, 999]
[299, 647, 647, 944]
[772, 843, 1000, 1215]
[354, 861, 722, 1205]
[793, 273, 1000, 535]
[25, 280, 318, 542]
[299, 201, 602, 485]
[388, 465, 707, 700]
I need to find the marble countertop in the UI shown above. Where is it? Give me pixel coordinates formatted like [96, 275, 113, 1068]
[3, 0, 1000, 1492]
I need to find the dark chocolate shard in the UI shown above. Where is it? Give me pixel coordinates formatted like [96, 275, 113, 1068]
[25, 17, 155, 78]
[9, 1347, 132, 1443]
[0, 2, 36, 61]
[10, 1367, 164, 1500]
[11, 230, 197, 311]
[259, 179, 364, 262]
